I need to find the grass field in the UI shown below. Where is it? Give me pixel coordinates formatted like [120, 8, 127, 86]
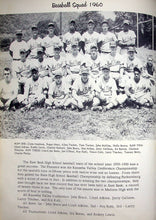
[0, 49, 156, 140]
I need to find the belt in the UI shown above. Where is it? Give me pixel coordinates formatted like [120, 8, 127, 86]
[13, 59, 20, 61]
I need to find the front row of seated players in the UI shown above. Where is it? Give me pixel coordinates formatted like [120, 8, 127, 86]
[0, 63, 154, 111]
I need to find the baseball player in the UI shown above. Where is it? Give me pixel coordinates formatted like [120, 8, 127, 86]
[63, 20, 82, 53]
[42, 22, 62, 58]
[19, 66, 46, 111]
[99, 20, 117, 56]
[65, 40, 84, 86]
[0, 68, 18, 111]
[12, 48, 32, 94]
[27, 25, 43, 59]
[9, 30, 29, 61]
[81, 19, 101, 54]
[47, 42, 66, 79]
[118, 20, 136, 55]
[84, 43, 103, 83]
[123, 47, 143, 79]
[125, 67, 153, 108]
[93, 65, 118, 111]
[45, 69, 72, 109]
[72, 67, 95, 110]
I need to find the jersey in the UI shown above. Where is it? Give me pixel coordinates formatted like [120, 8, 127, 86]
[104, 53, 124, 72]
[84, 54, 102, 77]
[24, 77, 44, 98]
[81, 31, 100, 54]
[72, 77, 95, 96]
[30, 58, 49, 77]
[123, 56, 143, 73]
[27, 37, 43, 59]
[47, 56, 66, 77]
[63, 31, 81, 53]
[66, 53, 84, 74]
[48, 78, 69, 98]
[118, 30, 136, 46]
[0, 78, 18, 100]
[9, 40, 29, 59]
[99, 32, 117, 53]
[12, 59, 32, 80]
[42, 35, 62, 57]
[96, 76, 117, 97]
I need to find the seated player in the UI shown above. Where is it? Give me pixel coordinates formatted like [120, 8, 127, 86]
[45, 69, 71, 109]
[12, 48, 31, 94]
[81, 19, 100, 54]
[0, 68, 18, 111]
[72, 67, 95, 110]
[63, 20, 81, 53]
[93, 65, 118, 111]
[123, 46, 143, 79]
[42, 22, 62, 58]
[48, 43, 66, 79]
[84, 44, 102, 83]
[65, 40, 84, 86]
[27, 25, 43, 59]
[118, 20, 136, 55]
[19, 66, 45, 111]
[125, 67, 153, 108]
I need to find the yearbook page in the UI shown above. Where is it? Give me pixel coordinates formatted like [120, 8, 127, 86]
[0, 0, 156, 220]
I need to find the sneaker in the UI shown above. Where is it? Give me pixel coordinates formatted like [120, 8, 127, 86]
[91, 106, 102, 111]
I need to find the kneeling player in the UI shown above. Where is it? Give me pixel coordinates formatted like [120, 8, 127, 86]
[45, 70, 71, 109]
[0, 68, 18, 110]
[93, 65, 118, 111]
[125, 67, 153, 108]
[72, 68, 95, 110]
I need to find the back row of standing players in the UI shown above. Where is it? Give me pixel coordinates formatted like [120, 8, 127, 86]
[1, 18, 155, 111]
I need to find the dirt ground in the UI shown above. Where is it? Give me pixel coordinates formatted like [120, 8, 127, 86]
[0, 49, 156, 140]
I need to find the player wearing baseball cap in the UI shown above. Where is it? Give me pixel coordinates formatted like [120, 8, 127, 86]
[125, 67, 153, 108]
[27, 25, 43, 59]
[81, 19, 101, 54]
[9, 29, 29, 61]
[42, 22, 62, 58]
[98, 20, 117, 55]
[118, 19, 136, 55]
[63, 19, 81, 53]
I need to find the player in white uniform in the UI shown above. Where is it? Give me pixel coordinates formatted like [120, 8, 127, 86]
[19, 67, 46, 111]
[42, 22, 62, 58]
[65, 41, 84, 86]
[72, 68, 96, 110]
[9, 30, 29, 61]
[125, 67, 153, 108]
[99, 20, 117, 56]
[0, 68, 18, 111]
[81, 19, 101, 54]
[84, 44, 102, 83]
[12, 48, 32, 94]
[118, 20, 136, 55]
[63, 20, 82, 53]
[123, 47, 143, 79]
[93, 65, 118, 111]
[47, 42, 66, 79]
[45, 69, 72, 109]
[27, 25, 43, 59]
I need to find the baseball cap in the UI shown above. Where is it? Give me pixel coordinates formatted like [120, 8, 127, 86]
[123, 20, 130, 25]
[71, 40, 78, 47]
[90, 43, 97, 50]
[48, 22, 55, 27]
[69, 20, 76, 24]
[128, 46, 136, 53]
[101, 64, 110, 71]
[54, 69, 63, 77]
[16, 30, 22, 35]
[54, 42, 62, 49]
[20, 48, 26, 53]
[81, 67, 89, 75]
[134, 66, 141, 73]
[88, 19, 94, 24]
[37, 47, 44, 53]
[102, 20, 108, 25]
[110, 41, 116, 48]
[31, 25, 38, 30]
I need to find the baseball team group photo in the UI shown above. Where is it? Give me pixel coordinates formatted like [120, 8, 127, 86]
[0, 11, 155, 140]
